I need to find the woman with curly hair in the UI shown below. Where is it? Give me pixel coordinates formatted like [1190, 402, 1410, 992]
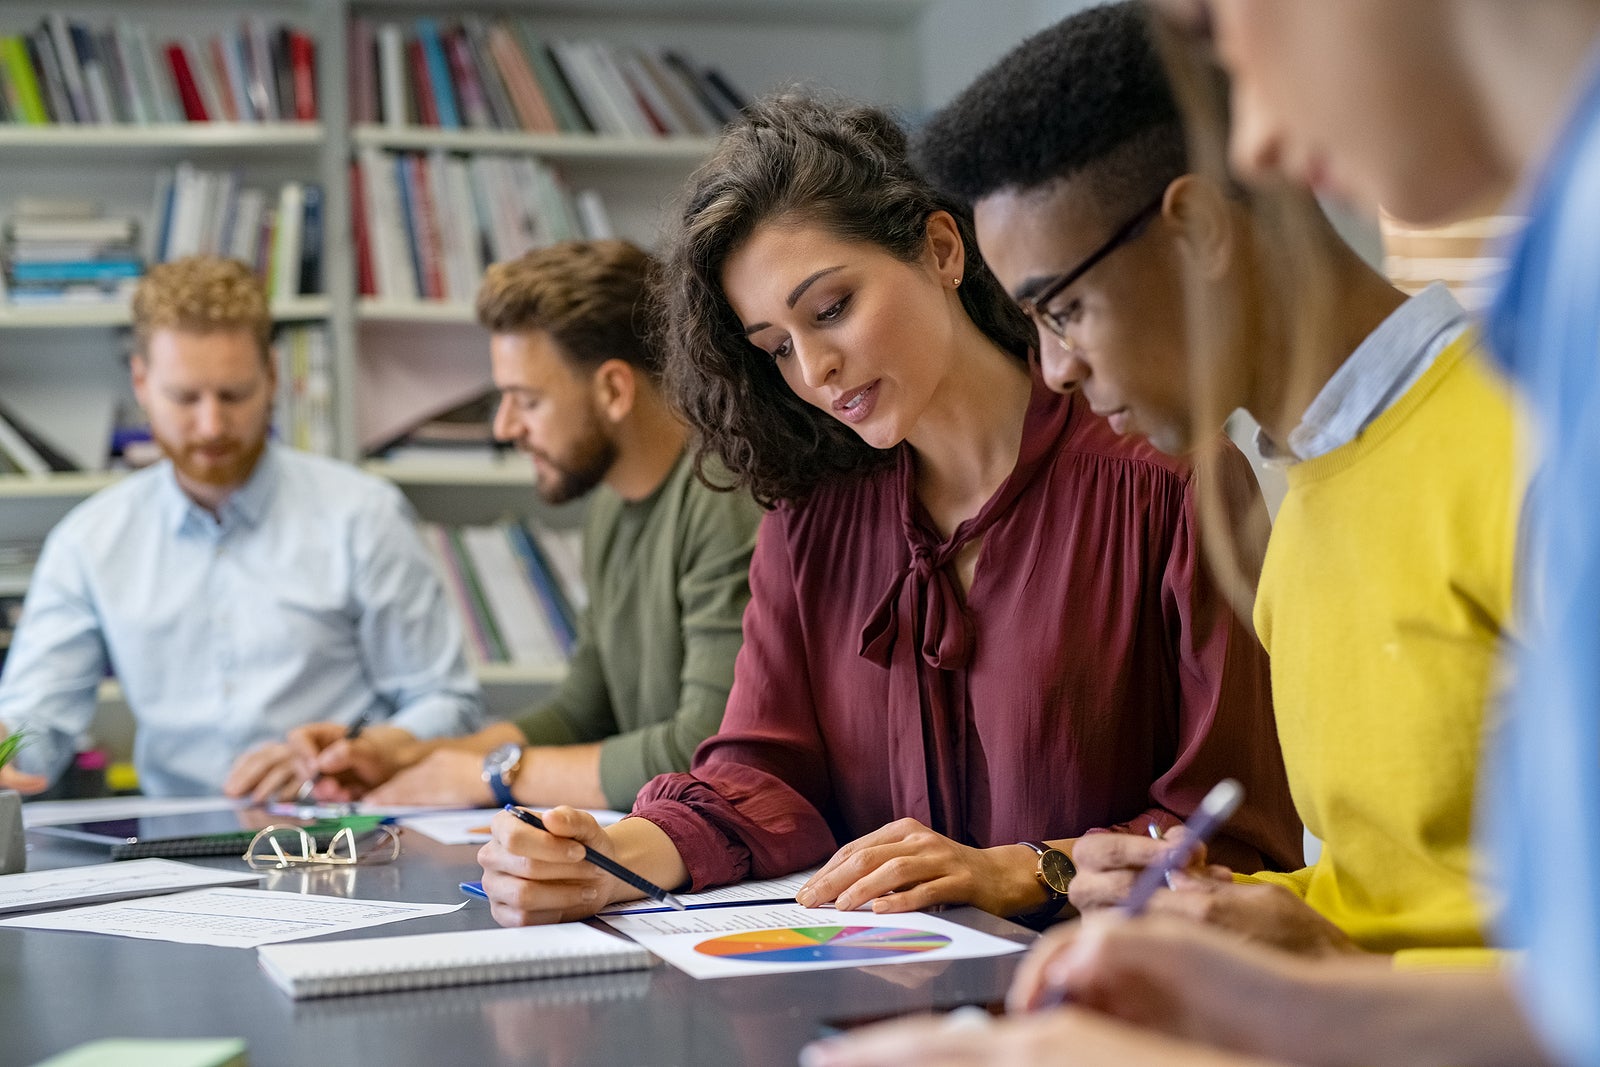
[474, 92, 1300, 929]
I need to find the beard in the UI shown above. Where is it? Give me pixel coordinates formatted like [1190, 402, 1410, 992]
[530, 423, 617, 506]
[153, 427, 269, 492]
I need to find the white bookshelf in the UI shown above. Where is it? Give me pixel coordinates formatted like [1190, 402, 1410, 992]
[0, 295, 333, 330]
[0, 123, 326, 151]
[1, 0, 1060, 712]
[0, 472, 120, 500]
[351, 124, 717, 162]
[356, 299, 475, 324]
[363, 456, 529, 486]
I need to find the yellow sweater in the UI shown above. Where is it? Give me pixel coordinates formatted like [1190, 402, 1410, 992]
[1246, 335, 1522, 964]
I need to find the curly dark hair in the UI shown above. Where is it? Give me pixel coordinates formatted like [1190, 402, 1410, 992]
[656, 91, 1034, 507]
[910, 1, 1187, 217]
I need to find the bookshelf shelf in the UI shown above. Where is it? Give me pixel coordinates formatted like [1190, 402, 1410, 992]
[0, 123, 325, 152]
[356, 299, 475, 324]
[0, 472, 120, 499]
[350, 125, 717, 162]
[0, 296, 333, 330]
[474, 662, 566, 686]
[363, 456, 529, 486]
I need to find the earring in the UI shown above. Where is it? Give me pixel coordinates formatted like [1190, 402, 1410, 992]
[953, 276, 962, 287]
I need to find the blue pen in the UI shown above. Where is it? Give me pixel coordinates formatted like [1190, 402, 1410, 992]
[1034, 778, 1244, 1011]
[503, 805, 686, 911]
[460, 880, 487, 899]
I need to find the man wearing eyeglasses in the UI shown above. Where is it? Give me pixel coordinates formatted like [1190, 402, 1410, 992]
[908, 2, 1514, 967]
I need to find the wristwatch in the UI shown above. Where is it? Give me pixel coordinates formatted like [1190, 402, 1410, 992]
[481, 743, 524, 808]
[1012, 841, 1077, 928]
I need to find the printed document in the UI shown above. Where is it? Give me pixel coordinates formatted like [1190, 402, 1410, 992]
[0, 859, 260, 915]
[600, 903, 1026, 979]
[0, 886, 465, 948]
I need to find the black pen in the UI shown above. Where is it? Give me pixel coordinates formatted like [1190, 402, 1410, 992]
[294, 714, 373, 805]
[504, 805, 686, 911]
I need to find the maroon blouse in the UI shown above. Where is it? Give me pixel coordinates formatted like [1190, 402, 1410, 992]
[634, 381, 1301, 891]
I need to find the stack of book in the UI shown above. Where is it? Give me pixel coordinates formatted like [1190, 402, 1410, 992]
[150, 165, 323, 300]
[273, 325, 334, 456]
[420, 520, 585, 670]
[348, 17, 746, 137]
[353, 148, 608, 302]
[374, 391, 501, 466]
[0, 14, 317, 126]
[2, 199, 141, 307]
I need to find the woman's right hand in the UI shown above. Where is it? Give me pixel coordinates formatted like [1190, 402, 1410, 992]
[477, 806, 628, 926]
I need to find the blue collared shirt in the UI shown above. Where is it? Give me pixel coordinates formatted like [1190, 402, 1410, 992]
[1257, 282, 1470, 463]
[1482, 38, 1600, 1067]
[0, 445, 485, 795]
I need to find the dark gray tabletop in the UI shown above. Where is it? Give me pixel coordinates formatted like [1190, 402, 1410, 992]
[2, 822, 1035, 1067]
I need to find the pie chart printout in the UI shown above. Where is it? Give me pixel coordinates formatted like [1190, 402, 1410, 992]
[693, 924, 953, 964]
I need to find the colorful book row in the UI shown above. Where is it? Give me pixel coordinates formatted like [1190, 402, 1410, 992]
[350, 16, 745, 138]
[0, 14, 316, 126]
[420, 520, 584, 670]
[352, 147, 610, 303]
[151, 165, 324, 300]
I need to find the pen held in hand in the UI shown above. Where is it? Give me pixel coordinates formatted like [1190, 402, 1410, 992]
[1032, 779, 1245, 1013]
[503, 805, 686, 912]
[1120, 778, 1243, 916]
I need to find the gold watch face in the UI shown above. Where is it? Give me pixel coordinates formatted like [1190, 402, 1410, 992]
[1038, 849, 1076, 896]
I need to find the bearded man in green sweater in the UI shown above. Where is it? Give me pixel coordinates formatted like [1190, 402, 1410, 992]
[289, 240, 762, 812]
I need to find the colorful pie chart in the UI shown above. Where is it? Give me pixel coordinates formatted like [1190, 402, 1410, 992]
[693, 925, 952, 964]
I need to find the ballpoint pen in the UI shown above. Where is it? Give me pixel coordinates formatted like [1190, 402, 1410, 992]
[504, 805, 686, 911]
[1035, 779, 1245, 1010]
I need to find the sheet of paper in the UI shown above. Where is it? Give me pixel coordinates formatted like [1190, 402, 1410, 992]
[22, 796, 247, 828]
[262, 801, 467, 820]
[398, 808, 626, 845]
[0, 859, 261, 915]
[599, 867, 821, 915]
[600, 904, 1025, 980]
[0, 887, 466, 948]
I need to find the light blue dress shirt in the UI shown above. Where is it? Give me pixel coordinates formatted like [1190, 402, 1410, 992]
[1256, 282, 1469, 463]
[0, 444, 485, 796]
[1484, 42, 1600, 1067]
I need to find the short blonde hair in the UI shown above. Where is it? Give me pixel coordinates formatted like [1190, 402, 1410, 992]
[131, 256, 272, 361]
[475, 239, 659, 375]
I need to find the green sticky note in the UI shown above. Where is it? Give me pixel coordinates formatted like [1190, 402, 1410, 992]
[30, 1038, 248, 1067]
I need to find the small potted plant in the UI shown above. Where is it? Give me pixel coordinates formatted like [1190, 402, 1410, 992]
[0, 731, 26, 875]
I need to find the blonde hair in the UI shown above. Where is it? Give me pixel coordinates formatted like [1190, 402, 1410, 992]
[131, 256, 272, 362]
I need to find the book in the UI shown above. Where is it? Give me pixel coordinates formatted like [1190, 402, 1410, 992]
[256, 923, 654, 999]
[31, 1038, 247, 1067]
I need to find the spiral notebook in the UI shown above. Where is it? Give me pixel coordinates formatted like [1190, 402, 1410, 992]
[256, 923, 655, 999]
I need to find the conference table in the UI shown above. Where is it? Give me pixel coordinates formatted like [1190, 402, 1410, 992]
[1, 817, 1036, 1067]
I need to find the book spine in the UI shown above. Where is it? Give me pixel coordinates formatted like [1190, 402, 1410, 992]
[413, 19, 458, 129]
[287, 29, 316, 121]
[47, 15, 90, 122]
[349, 159, 376, 298]
[506, 520, 577, 655]
[165, 43, 208, 122]
[298, 183, 323, 295]
[0, 37, 47, 124]
[377, 24, 406, 128]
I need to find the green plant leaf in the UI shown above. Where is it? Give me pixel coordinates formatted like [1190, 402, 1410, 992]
[0, 732, 25, 771]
